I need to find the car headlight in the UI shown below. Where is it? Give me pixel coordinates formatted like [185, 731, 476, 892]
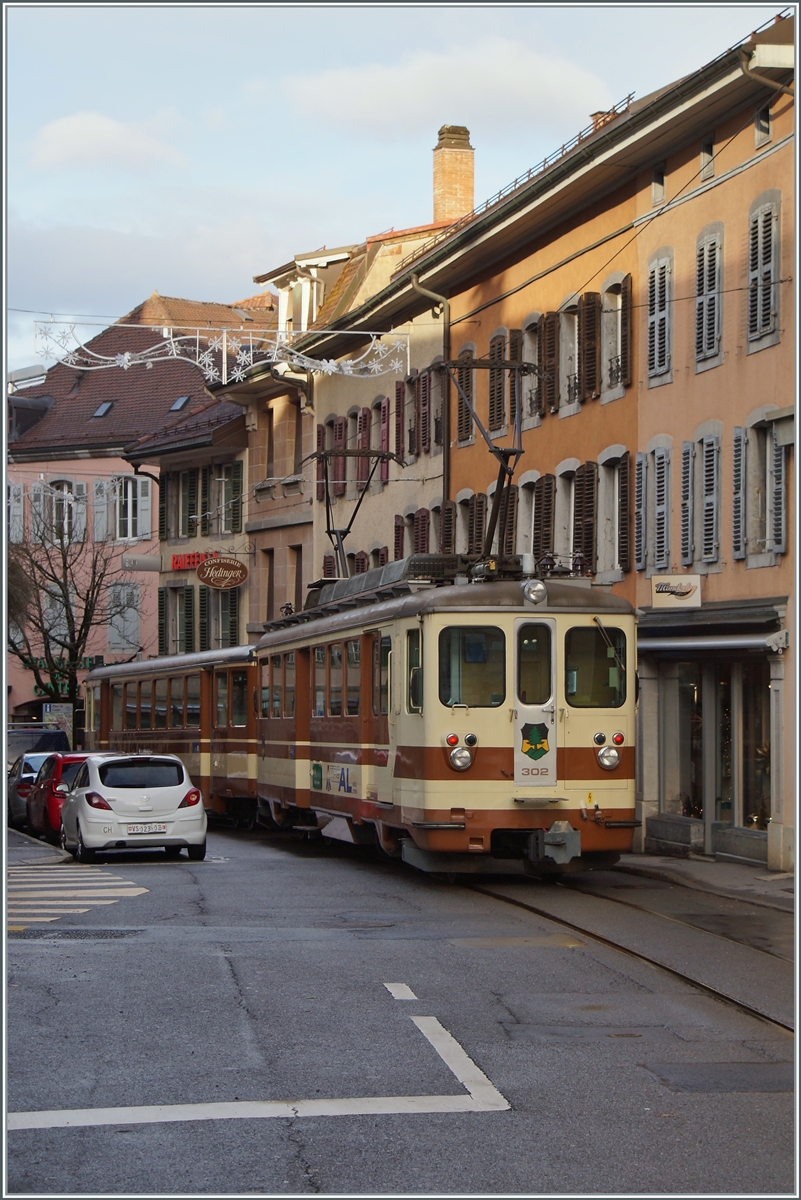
[597, 745, 620, 770]
[449, 746, 473, 771]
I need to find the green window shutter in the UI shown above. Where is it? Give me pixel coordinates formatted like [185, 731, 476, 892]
[200, 468, 211, 537]
[159, 473, 169, 541]
[228, 586, 240, 647]
[158, 587, 168, 656]
[187, 469, 199, 539]
[230, 460, 243, 533]
[198, 585, 210, 652]
[183, 586, 195, 653]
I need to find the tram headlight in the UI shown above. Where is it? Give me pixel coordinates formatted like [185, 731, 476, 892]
[449, 746, 473, 771]
[522, 579, 547, 605]
[597, 745, 620, 770]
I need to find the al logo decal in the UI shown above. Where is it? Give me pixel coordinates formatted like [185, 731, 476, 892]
[521, 722, 549, 761]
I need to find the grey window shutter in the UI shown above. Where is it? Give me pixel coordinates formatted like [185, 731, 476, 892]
[137, 478, 151, 540]
[617, 452, 631, 572]
[680, 441, 695, 566]
[701, 434, 719, 563]
[695, 236, 720, 359]
[158, 473, 169, 541]
[198, 585, 210, 653]
[158, 587, 168, 656]
[748, 205, 776, 339]
[732, 427, 746, 560]
[230, 460, 243, 532]
[653, 448, 670, 570]
[634, 452, 647, 571]
[619, 274, 633, 387]
[93, 480, 107, 542]
[228, 586, 240, 647]
[8, 482, 23, 543]
[200, 468, 210, 536]
[648, 259, 671, 376]
[73, 482, 87, 541]
[770, 426, 786, 554]
[183, 586, 195, 654]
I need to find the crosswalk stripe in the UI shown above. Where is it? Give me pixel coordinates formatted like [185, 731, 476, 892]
[7, 865, 149, 931]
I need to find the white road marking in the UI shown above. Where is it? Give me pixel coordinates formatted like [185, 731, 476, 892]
[7, 1016, 509, 1130]
[7, 866, 149, 931]
[384, 982, 418, 1000]
[3, 915, 61, 923]
[6, 889, 147, 899]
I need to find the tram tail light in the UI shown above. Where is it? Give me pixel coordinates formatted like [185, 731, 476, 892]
[612, 732, 625, 745]
[86, 792, 112, 810]
[179, 789, 202, 808]
[446, 733, 460, 747]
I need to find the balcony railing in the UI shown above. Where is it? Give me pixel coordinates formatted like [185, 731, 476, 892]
[567, 373, 580, 404]
[608, 355, 622, 388]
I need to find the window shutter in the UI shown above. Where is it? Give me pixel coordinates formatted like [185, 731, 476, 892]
[748, 205, 776, 339]
[378, 546, 388, 567]
[542, 312, 560, 412]
[379, 397, 390, 483]
[183, 585, 195, 653]
[456, 351, 473, 441]
[634, 452, 647, 570]
[394, 381, 405, 458]
[572, 462, 597, 571]
[413, 508, 430, 554]
[73, 482, 87, 541]
[200, 468, 210, 536]
[30, 481, 44, 542]
[498, 484, 519, 556]
[137, 478, 151, 540]
[230, 460, 243, 533]
[467, 493, 487, 555]
[158, 473, 169, 541]
[393, 513, 405, 560]
[186, 469, 199, 538]
[198, 585, 210, 652]
[439, 500, 456, 554]
[648, 259, 671, 376]
[695, 236, 720, 360]
[353, 551, 370, 575]
[617, 452, 631, 572]
[357, 407, 371, 489]
[158, 587, 167, 655]
[93, 480, 107, 542]
[578, 293, 602, 401]
[316, 424, 325, 501]
[653, 447, 670, 570]
[770, 426, 786, 554]
[532, 474, 556, 560]
[732, 427, 746, 560]
[408, 375, 420, 457]
[488, 335, 505, 429]
[700, 435, 719, 563]
[8, 482, 23, 543]
[323, 553, 336, 578]
[419, 372, 431, 453]
[228, 586, 239, 647]
[619, 274, 633, 387]
[333, 417, 346, 496]
[680, 441, 695, 566]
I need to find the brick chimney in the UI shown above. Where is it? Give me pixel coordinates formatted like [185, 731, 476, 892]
[433, 125, 474, 224]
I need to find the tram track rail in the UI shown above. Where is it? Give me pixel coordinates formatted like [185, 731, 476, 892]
[470, 880, 795, 1035]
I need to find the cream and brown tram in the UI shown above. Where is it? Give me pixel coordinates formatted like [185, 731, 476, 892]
[256, 555, 638, 876]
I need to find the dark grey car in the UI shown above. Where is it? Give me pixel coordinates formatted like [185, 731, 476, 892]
[7, 753, 52, 829]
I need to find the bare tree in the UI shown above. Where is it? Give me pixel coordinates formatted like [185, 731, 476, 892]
[7, 483, 142, 705]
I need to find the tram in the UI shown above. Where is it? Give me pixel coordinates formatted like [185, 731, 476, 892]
[255, 553, 638, 876]
[84, 645, 259, 827]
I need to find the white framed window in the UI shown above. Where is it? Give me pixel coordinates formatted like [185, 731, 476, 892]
[651, 163, 666, 206]
[116, 476, 151, 541]
[559, 305, 579, 408]
[742, 419, 787, 564]
[754, 104, 771, 148]
[520, 321, 541, 422]
[31, 479, 86, 543]
[700, 138, 715, 181]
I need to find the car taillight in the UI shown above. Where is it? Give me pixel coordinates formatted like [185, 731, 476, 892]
[178, 789, 201, 808]
[17, 784, 31, 799]
[86, 792, 112, 810]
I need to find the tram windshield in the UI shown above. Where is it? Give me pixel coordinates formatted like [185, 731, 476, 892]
[439, 626, 505, 708]
[565, 626, 626, 707]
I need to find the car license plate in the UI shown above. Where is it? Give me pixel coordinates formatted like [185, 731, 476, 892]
[127, 823, 167, 835]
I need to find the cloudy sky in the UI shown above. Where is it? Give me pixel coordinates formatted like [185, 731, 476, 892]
[5, 3, 782, 370]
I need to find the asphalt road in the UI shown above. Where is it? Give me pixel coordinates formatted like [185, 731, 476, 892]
[6, 828, 795, 1195]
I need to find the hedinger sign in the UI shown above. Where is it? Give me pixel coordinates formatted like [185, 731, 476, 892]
[195, 556, 249, 590]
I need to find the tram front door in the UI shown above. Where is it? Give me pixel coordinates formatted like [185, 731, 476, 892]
[514, 619, 558, 788]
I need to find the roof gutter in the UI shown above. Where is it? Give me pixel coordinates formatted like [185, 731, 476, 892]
[737, 45, 794, 97]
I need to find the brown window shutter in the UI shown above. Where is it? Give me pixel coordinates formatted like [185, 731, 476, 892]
[377, 546, 388, 567]
[542, 313, 559, 413]
[394, 514, 405, 560]
[498, 484, 519, 556]
[316, 425, 325, 500]
[457, 351, 473, 441]
[333, 416, 346, 496]
[419, 372, 431, 454]
[467, 493, 487, 554]
[323, 554, 336, 578]
[532, 474, 556, 560]
[379, 397, 390, 483]
[578, 293, 602, 401]
[394, 382, 405, 459]
[620, 274, 633, 387]
[413, 508, 430, 554]
[508, 329, 523, 424]
[618, 451, 631, 571]
[488, 335, 505, 430]
[439, 500, 456, 554]
[353, 551, 369, 575]
[409, 375, 420, 457]
[357, 407, 370, 489]
[572, 462, 598, 572]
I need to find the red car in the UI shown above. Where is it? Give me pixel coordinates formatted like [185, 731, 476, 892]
[26, 753, 95, 845]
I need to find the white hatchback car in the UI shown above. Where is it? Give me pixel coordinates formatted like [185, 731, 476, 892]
[60, 754, 207, 862]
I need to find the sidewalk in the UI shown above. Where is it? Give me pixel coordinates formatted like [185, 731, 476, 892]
[616, 852, 794, 913]
[5, 828, 71, 867]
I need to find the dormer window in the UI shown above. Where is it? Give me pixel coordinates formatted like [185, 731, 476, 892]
[93, 402, 113, 418]
[170, 395, 190, 412]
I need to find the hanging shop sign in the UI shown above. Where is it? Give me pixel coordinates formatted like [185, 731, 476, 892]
[650, 575, 702, 608]
[196, 556, 248, 590]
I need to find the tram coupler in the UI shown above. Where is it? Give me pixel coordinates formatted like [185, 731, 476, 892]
[526, 821, 581, 866]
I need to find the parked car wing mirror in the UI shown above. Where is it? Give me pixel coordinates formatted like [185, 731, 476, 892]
[53, 782, 70, 795]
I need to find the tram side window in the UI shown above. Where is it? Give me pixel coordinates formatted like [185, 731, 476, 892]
[313, 647, 326, 717]
[169, 679, 184, 728]
[407, 629, 423, 713]
[439, 627, 505, 708]
[565, 627, 626, 708]
[125, 683, 138, 730]
[271, 656, 282, 718]
[215, 672, 228, 727]
[186, 674, 201, 727]
[518, 625, 552, 705]
[261, 662, 270, 717]
[111, 684, 123, 731]
[139, 681, 152, 730]
[231, 670, 248, 727]
[372, 635, 391, 716]
[284, 653, 295, 718]
[154, 679, 167, 729]
[329, 643, 342, 716]
[346, 641, 360, 716]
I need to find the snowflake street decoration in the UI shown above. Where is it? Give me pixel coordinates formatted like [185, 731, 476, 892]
[34, 323, 410, 384]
